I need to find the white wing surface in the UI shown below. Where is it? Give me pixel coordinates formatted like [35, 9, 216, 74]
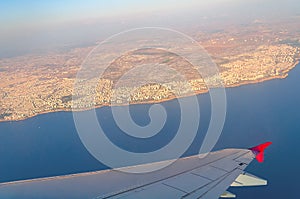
[0, 143, 271, 199]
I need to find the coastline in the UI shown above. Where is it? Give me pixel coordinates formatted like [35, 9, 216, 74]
[1, 61, 298, 123]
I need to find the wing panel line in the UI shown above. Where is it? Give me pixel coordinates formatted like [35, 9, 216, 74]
[98, 151, 243, 199]
[181, 151, 250, 198]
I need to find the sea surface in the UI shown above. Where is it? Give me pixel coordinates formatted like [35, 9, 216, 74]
[0, 64, 299, 198]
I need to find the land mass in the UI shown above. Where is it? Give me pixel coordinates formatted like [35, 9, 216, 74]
[0, 18, 300, 122]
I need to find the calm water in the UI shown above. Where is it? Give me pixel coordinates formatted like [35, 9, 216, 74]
[0, 64, 299, 198]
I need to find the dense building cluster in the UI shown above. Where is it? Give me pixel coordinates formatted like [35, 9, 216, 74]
[0, 38, 299, 121]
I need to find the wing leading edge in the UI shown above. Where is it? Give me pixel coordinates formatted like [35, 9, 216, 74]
[0, 142, 272, 199]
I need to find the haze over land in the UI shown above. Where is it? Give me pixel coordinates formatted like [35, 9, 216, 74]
[1, 0, 299, 58]
[0, 0, 300, 121]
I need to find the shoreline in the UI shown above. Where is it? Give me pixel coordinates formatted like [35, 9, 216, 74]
[1, 61, 299, 123]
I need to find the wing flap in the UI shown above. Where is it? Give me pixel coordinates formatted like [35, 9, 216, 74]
[231, 173, 267, 187]
[220, 191, 236, 198]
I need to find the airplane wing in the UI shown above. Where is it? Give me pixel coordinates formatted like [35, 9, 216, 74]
[0, 142, 271, 199]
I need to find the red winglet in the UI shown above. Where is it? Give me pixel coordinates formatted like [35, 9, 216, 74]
[249, 142, 272, 163]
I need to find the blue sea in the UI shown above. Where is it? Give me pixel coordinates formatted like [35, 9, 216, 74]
[0, 64, 299, 198]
